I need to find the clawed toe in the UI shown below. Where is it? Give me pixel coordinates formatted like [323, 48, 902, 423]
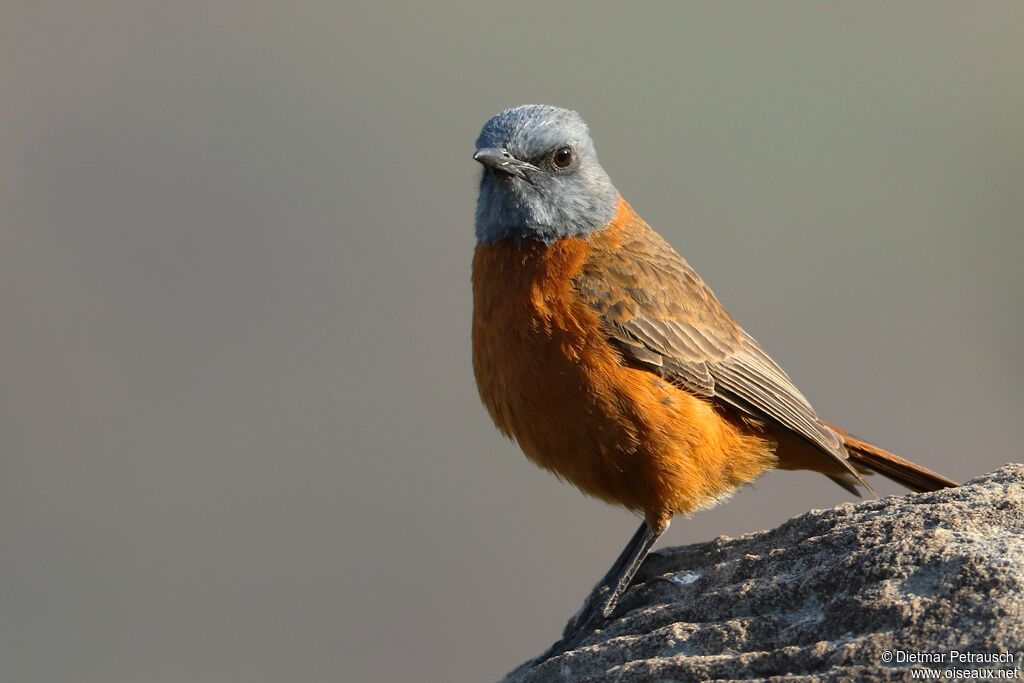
[562, 594, 607, 639]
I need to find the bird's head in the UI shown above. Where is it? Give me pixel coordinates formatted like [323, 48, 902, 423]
[473, 105, 619, 245]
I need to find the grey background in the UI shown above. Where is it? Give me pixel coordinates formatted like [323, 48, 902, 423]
[2, 3, 1021, 682]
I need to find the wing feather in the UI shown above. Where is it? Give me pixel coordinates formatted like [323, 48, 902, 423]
[576, 219, 859, 482]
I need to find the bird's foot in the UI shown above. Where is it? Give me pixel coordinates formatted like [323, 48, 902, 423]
[561, 585, 613, 640]
[514, 586, 615, 673]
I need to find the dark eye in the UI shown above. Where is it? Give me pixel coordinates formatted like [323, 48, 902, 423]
[551, 147, 573, 169]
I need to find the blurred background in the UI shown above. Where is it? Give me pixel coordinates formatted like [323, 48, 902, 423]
[2, 2, 1022, 682]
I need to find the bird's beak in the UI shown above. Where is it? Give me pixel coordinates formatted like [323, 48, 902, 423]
[473, 147, 540, 179]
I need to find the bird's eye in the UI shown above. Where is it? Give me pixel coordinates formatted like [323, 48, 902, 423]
[551, 147, 573, 169]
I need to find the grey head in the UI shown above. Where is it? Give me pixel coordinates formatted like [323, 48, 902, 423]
[473, 105, 619, 244]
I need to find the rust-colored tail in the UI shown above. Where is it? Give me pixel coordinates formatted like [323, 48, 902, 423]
[823, 422, 959, 493]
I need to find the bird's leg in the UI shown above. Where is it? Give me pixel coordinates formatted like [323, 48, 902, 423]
[561, 518, 668, 641]
[513, 518, 670, 674]
[559, 521, 647, 638]
[513, 520, 671, 673]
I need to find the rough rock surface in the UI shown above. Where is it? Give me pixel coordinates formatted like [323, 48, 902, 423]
[504, 465, 1024, 682]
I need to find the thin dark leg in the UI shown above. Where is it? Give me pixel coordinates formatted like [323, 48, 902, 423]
[559, 520, 648, 637]
[599, 520, 666, 618]
[562, 519, 669, 640]
[511, 519, 670, 673]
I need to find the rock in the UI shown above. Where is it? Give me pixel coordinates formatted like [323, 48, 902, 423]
[503, 465, 1024, 682]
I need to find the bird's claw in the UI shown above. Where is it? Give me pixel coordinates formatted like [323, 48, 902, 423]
[561, 587, 612, 640]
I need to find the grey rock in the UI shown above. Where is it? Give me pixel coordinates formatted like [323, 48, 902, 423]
[503, 465, 1024, 682]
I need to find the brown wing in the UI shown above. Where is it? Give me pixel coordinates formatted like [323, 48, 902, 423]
[575, 220, 863, 485]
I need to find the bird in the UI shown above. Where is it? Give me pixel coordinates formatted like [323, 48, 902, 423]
[470, 104, 957, 654]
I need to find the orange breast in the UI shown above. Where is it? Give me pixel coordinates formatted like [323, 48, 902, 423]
[471, 206, 777, 524]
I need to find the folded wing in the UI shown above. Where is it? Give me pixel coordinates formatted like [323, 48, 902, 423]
[575, 221, 861, 485]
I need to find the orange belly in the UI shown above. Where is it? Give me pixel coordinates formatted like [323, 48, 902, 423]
[471, 230, 777, 526]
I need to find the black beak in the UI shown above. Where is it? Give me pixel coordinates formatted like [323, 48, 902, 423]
[473, 147, 540, 179]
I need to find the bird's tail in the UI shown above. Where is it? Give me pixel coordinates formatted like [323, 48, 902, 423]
[823, 421, 959, 493]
